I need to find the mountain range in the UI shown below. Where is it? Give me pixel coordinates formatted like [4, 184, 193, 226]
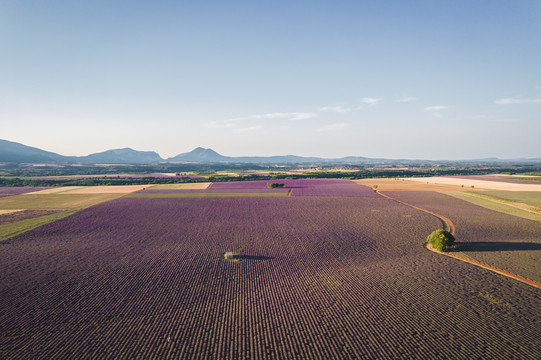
[1, 139, 540, 164]
[0, 139, 373, 164]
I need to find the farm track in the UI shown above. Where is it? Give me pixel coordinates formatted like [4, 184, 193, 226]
[426, 243, 541, 290]
[377, 190, 541, 290]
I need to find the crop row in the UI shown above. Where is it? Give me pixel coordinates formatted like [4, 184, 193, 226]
[383, 190, 541, 283]
[0, 210, 61, 225]
[0, 187, 46, 197]
[1, 195, 539, 359]
[138, 179, 377, 197]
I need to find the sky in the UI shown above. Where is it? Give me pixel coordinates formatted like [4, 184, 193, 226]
[1, 0, 540, 160]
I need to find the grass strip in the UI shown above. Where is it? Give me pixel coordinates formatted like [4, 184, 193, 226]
[0, 193, 124, 210]
[474, 190, 541, 208]
[0, 209, 78, 241]
[442, 191, 541, 222]
[125, 192, 289, 198]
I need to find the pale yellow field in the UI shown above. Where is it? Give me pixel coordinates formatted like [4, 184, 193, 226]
[354, 178, 465, 191]
[24, 187, 84, 195]
[148, 183, 211, 190]
[401, 177, 541, 191]
[67, 185, 150, 194]
[0, 209, 24, 215]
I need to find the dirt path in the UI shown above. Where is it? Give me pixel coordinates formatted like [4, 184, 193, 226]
[375, 190, 541, 290]
[425, 243, 541, 289]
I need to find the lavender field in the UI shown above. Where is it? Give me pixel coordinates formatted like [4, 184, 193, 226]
[0, 187, 46, 197]
[385, 191, 541, 283]
[139, 179, 375, 196]
[1, 181, 540, 359]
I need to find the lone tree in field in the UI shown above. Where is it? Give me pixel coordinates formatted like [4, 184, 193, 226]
[267, 183, 285, 188]
[427, 229, 455, 252]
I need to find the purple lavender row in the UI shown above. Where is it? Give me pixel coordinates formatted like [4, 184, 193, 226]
[0, 187, 47, 196]
[1, 196, 538, 359]
[383, 190, 541, 283]
[138, 179, 378, 197]
[34, 174, 205, 180]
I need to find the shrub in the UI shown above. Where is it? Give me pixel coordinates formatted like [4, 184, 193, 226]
[427, 229, 455, 252]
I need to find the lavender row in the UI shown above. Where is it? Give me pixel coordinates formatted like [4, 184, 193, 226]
[138, 179, 378, 197]
[1, 196, 538, 358]
[0, 187, 46, 197]
[383, 190, 541, 283]
[35, 174, 205, 180]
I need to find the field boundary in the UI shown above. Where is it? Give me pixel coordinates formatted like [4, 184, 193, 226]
[459, 191, 541, 215]
[376, 190, 541, 290]
[426, 243, 541, 289]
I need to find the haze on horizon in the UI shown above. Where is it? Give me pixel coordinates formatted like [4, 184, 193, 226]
[1, 0, 540, 160]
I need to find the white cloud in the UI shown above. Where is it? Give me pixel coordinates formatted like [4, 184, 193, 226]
[319, 106, 350, 113]
[424, 105, 448, 111]
[235, 112, 316, 121]
[316, 122, 349, 132]
[360, 97, 382, 104]
[494, 98, 541, 105]
[205, 122, 235, 129]
[238, 126, 262, 132]
[396, 97, 416, 102]
[206, 111, 316, 128]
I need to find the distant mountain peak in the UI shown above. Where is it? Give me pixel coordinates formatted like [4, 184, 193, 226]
[84, 148, 162, 164]
[168, 147, 228, 162]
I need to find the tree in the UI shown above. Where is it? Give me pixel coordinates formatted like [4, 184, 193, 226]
[427, 229, 455, 252]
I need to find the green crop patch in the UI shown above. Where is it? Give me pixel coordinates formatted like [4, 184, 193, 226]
[0, 210, 77, 241]
[442, 191, 541, 222]
[0, 194, 125, 210]
[475, 191, 541, 208]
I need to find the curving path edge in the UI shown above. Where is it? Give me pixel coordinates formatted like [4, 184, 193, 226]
[375, 190, 541, 290]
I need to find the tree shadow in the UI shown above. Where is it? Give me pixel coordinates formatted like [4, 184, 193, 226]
[234, 255, 273, 260]
[455, 242, 541, 252]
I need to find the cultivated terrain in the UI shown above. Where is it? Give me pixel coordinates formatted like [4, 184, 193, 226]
[1, 176, 540, 359]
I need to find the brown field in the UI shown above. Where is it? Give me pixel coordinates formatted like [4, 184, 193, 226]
[354, 178, 465, 191]
[67, 185, 150, 194]
[148, 183, 212, 190]
[402, 176, 541, 191]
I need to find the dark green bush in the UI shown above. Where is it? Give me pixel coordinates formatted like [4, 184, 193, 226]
[427, 229, 455, 252]
[267, 183, 285, 188]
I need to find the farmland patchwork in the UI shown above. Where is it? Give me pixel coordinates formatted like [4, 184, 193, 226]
[0, 179, 539, 359]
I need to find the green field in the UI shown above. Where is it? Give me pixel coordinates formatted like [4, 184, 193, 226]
[476, 191, 541, 208]
[0, 210, 77, 241]
[0, 193, 125, 210]
[442, 191, 541, 222]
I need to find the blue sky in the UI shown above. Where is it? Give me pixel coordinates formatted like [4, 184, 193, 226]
[1, 0, 540, 159]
